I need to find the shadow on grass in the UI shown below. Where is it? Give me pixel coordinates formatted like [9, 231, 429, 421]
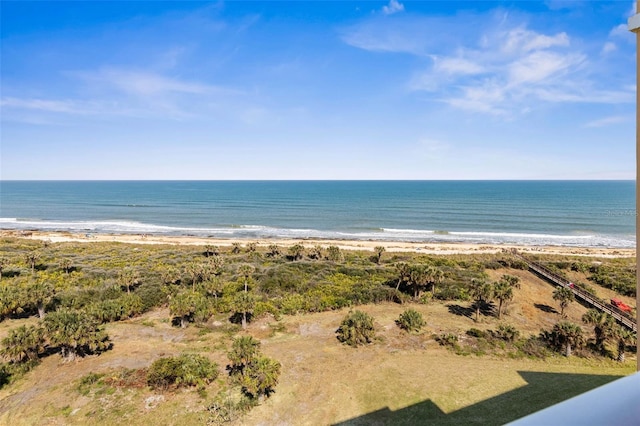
[447, 302, 495, 319]
[534, 303, 558, 314]
[333, 371, 624, 426]
[446, 304, 474, 319]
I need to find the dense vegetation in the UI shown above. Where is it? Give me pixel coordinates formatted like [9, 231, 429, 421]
[0, 237, 636, 423]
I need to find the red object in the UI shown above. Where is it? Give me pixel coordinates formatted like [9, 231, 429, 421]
[611, 298, 633, 312]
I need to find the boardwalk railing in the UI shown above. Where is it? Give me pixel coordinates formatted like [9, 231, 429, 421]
[512, 251, 636, 332]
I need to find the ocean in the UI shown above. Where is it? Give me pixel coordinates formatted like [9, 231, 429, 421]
[0, 181, 635, 248]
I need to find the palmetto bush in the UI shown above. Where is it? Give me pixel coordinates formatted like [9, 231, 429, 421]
[396, 308, 425, 333]
[147, 354, 218, 389]
[336, 310, 376, 347]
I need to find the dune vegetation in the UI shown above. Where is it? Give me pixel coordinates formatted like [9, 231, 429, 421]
[0, 237, 636, 425]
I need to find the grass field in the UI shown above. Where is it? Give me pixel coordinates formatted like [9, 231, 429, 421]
[0, 294, 634, 425]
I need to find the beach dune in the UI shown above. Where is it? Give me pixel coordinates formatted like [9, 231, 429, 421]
[2, 230, 634, 258]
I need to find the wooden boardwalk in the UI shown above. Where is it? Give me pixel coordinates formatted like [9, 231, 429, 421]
[513, 251, 637, 332]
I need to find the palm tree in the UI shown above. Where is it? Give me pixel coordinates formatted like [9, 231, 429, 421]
[26, 279, 55, 318]
[43, 308, 110, 361]
[326, 246, 342, 262]
[408, 265, 430, 300]
[233, 291, 256, 329]
[118, 269, 140, 294]
[582, 309, 616, 352]
[308, 245, 323, 260]
[502, 274, 521, 289]
[203, 244, 218, 257]
[469, 278, 493, 322]
[185, 262, 205, 292]
[429, 267, 445, 296]
[25, 250, 41, 273]
[0, 285, 24, 321]
[288, 244, 305, 261]
[169, 292, 199, 328]
[0, 324, 45, 363]
[394, 262, 410, 291]
[374, 246, 386, 264]
[241, 356, 282, 399]
[59, 258, 72, 274]
[228, 336, 261, 375]
[552, 287, 575, 317]
[550, 321, 584, 357]
[613, 326, 635, 362]
[493, 279, 514, 319]
[206, 255, 225, 277]
[266, 244, 281, 258]
[0, 257, 8, 280]
[237, 264, 255, 292]
[159, 266, 181, 286]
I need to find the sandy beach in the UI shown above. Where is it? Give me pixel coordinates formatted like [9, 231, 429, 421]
[1, 230, 634, 258]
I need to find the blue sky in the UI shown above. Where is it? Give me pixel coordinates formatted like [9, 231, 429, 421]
[1, 0, 636, 179]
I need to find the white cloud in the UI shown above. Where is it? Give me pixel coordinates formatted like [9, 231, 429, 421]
[533, 87, 634, 103]
[74, 68, 215, 96]
[443, 83, 507, 115]
[507, 51, 584, 85]
[1, 97, 89, 114]
[340, 15, 461, 56]
[501, 27, 569, 53]
[584, 115, 631, 127]
[407, 17, 630, 115]
[609, 23, 629, 38]
[342, 8, 634, 117]
[382, 0, 405, 15]
[434, 57, 485, 75]
[601, 42, 617, 55]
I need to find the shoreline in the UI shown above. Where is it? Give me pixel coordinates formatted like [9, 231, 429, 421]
[2, 230, 635, 258]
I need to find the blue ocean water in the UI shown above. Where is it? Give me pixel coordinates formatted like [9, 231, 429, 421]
[0, 181, 635, 248]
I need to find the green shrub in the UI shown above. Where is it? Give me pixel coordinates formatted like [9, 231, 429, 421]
[435, 333, 459, 349]
[515, 336, 551, 359]
[204, 391, 258, 424]
[336, 310, 376, 347]
[76, 372, 105, 396]
[147, 354, 219, 389]
[239, 356, 281, 399]
[0, 363, 9, 389]
[466, 328, 487, 338]
[87, 293, 144, 323]
[253, 301, 281, 319]
[396, 309, 425, 333]
[495, 324, 520, 342]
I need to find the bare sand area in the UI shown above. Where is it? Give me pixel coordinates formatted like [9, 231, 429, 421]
[3, 230, 634, 258]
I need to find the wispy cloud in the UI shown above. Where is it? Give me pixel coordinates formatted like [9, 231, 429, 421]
[434, 57, 485, 75]
[1, 70, 234, 122]
[500, 27, 569, 53]
[584, 115, 631, 128]
[1, 97, 91, 115]
[72, 68, 217, 96]
[344, 10, 634, 116]
[1, 68, 245, 122]
[601, 42, 617, 55]
[340, 15, 461, 56]
[382, 0, 405, 16]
